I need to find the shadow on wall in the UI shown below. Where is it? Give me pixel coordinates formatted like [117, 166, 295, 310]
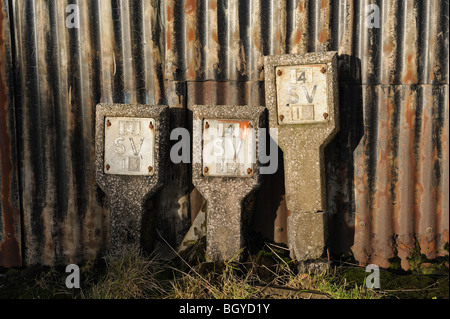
[325, 54, 363, 259]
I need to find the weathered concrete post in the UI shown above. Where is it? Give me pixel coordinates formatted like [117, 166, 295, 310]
[264, 52, 339, 266]
[192, 105, 265, 261]
[95, 104, 169, 255]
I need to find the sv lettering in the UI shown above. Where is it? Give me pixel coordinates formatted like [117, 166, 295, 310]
[114, 137, 145, 156]
[287, 85, 318, 104]
[130, 138, 145, 156]
[114, 137, 126, 155]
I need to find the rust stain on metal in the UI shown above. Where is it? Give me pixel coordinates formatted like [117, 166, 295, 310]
[184, 0, 197, 14]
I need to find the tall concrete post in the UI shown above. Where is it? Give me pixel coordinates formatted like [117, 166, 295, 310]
[264, 52, 340, 266]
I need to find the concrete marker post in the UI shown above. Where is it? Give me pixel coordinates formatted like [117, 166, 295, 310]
[95, 104, 169, 255]
[264, 52, 340, 268]
[192, 105, 266, 261]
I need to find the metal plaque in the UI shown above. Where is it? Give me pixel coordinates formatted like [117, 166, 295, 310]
[104, 117, 155, 175]
[202, 119, 255, 177]
[276, 64, 329, 125]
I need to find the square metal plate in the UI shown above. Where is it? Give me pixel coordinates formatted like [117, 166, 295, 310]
[104, 117, 155, 175]
[202, 119, 255, 177]
[276, 64, 329, 125]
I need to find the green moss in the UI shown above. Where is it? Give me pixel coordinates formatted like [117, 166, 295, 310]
[405, 240, 449, 275]
[341, 267, 368, 287]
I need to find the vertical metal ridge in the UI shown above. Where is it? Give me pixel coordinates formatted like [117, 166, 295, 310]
[97, 0, 114, 103]
[203, 0, 220, 80]
[420, 0, 449, 85]
[51, 0, 76, 264]
[0, 0, 21, 267]
[266, 0, 286, 57]
[288, 0, 309, 54]
[336, 0, 354, 56]
[184, 0, 201, 81]
[393, 86, 418, 270]
[379, 0, 399, 85]
[437, 85, 449, 255]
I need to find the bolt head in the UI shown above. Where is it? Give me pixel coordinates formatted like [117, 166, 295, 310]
[247, 168, 252, 175]
[320, 66, 327, 74]
[105, 164, 110, 171]
[205, 122, 210, 129]
[277, 70, 282, 76]
[279, 115, 285, 121]
[106, 120, 111, 127]
[148, 166, 153, 173]
[323, 112, 329, 119]
[204, 167, 209, 174]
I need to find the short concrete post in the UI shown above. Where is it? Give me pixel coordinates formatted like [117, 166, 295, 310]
[264, 52, 340, 264]
[192, 105, 265, 261]
[95, 104, 169, 255]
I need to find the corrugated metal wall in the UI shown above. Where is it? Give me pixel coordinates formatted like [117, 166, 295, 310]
[0, 0, 21, 268]
[0, 0, 448, 270]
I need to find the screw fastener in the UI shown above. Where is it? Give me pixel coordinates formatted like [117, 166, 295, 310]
[106, 120, 111, 127]
[205, 122, 210, 129]
[105, 164, 110, 171]
[320, 66, 327, 74]
[247, 168, 252, 175]
[323, 113, 329, 119]
[277, 70, 282, 76]
[148, 166, 153, 173]
[204, 167, 209, 174]
[149, 122, 154, 129]
[279, 115, 285, 121]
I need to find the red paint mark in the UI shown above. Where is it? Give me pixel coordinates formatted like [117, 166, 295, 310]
[212, 31, 218, 43]
[321, 0, 327, 9]
[185, 0, 197, 14]
[217, 120, 251, 140]
[210, 0, 216, 11]
[299, 1, 304, 13]
[167, 5, 173, 21]
[319, 30, 326, 43]
[384, 42, 393, 54]
[166, 31, 172, 51]
[403, 69, 416, 84]
[407, 54, 413, 63]
[188, 65, 196, 79]
[404, 54, 417, 84]
[295, 30, 302, 44]
[188, 27, 195, 42]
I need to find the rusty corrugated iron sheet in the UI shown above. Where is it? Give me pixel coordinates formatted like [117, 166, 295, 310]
[0, 0, 21, 267]
[9, 0, 190, 266]
[0, 0, 448, 269]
